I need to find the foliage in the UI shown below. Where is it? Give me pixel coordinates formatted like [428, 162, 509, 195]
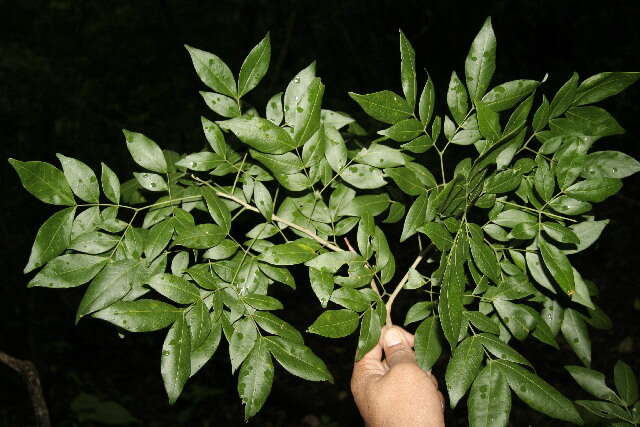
[8, 17, 640, 424]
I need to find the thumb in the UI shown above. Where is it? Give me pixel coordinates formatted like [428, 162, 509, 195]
[382, 326, 417, 368]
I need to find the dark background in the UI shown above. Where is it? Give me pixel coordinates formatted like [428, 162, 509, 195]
[1, 0, 639, 426]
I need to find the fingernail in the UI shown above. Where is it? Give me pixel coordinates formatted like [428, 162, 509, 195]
[383, 328, 403, 347]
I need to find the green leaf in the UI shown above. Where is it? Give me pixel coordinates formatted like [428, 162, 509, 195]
[56, 154, 99, 203]
[123, 130, 167, 174]
[264, 336, 333, 382]
[583, 150, 640, 179]
[565, 178, 622, 203]
[238, 337, 274, 420]
[565, 365, 618, 401]
[190, 313, 222, 376]
[465, 17, 496, 101]
[340, 164, 387, 189]
[439, 237, 467, 349]
[419, 76, 436, 126]
[200, 92, 241, 118]
[476, 102, 501, 141]
[414, 316, 443, 371]
[28, 254, 107, 288]
[399, 29, 417, 108]
[148, 273, 201, 305]
[93, 299, 180, 332]
[133, 172, 168, 192]
[542, 222, 579, 244]
[356, 307, 382, 360]
[420, 221, 453, 251]
[404, 301, 432, 326]
[307, 309, 359, 338]
[338, 194, 390, 217]
[330, 288, 370, 312]
[249, 149, 304, 175]
[492, 209, 537, 228]
[549, 195, 592, 216]
[565, 218, 609, 255]
[218, 116, 295, 154]
[534, 160, 555, 201]
[202, 187, 231, 232]
[448, 71, 469, 124]
[76, 260, 143, 321]
[174, 224, 225, 249]
[532, 95, 550, 132]
[309, 268, 333, 308]
[484, 170, 521, 194]
[144, 219, 174, 261]
[573, 72, 640, 106]
[549, 73, 579, 119]
[552, 106, 624, 139]
[243, 294, 283, 311]
[260, 240, 319, 265]
[252, 311, 303, 344]
[576, 400, 633, 422]
[494, 359, 583, 424]
[385, 167, 424, 195]
[24, 207, 75, 273]
[356, 143, 408, 168]
[468, 363, 511, 427]
[400, 192, 428, 242]
[185, 44, 236, 98]
[561, 308, 591, 366]
[525, 247, 555, 293]
[494, 299, 536, 341]
[238, 33, 271, 97]
[482, 80, 539, 112]
[464, 311, 500, 335]
[446, 337, 484, 408]
[294, 78, 324, 144]
[69, 231, 118, 254]
[258, 263, 295, 289]
[229, 318, 258, 373]
[476, 333, 531, 366]
[401, 134, 434, 153]
[378, 118, 423, 142]
[348, 90, 412, 124]
[284, 62, 316, 126]
[175, 152, 223, 172]
[9, 159, 75, 206]
[161, 315, 191, 404]
[100, 163, 120, 204]
[468, 224, 500, 283]
[614, 360, 638, 406]
[266, 92, 284, 125]
[538, 236, 575, 295]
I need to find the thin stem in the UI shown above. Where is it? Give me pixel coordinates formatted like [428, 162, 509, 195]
[385, 243, 435, 326]
[191, 175, 343, 252]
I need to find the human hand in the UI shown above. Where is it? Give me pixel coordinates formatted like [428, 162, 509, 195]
[351, 326, 445, 427]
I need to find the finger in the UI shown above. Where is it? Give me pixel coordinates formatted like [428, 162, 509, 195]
[381, 326, 417, 367]
[378, 326, 414, 347]
[351, 343, 385, 399]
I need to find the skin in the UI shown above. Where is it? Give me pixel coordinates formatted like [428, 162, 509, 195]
[351, 326, 446, 427]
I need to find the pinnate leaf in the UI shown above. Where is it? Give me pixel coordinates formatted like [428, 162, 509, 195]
[9, 159, 75, 206]
[494, 359, 582, 424]
[161, 315, 191, 404]
[24, 207, 75, 273]
[93, 299, 181, 332]
[307, 309, 359, 338]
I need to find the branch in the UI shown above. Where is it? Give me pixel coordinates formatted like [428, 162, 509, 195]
[191, 175, 343, 252]
[0, 350, 50, 427]
[385, 243, 435, 326]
